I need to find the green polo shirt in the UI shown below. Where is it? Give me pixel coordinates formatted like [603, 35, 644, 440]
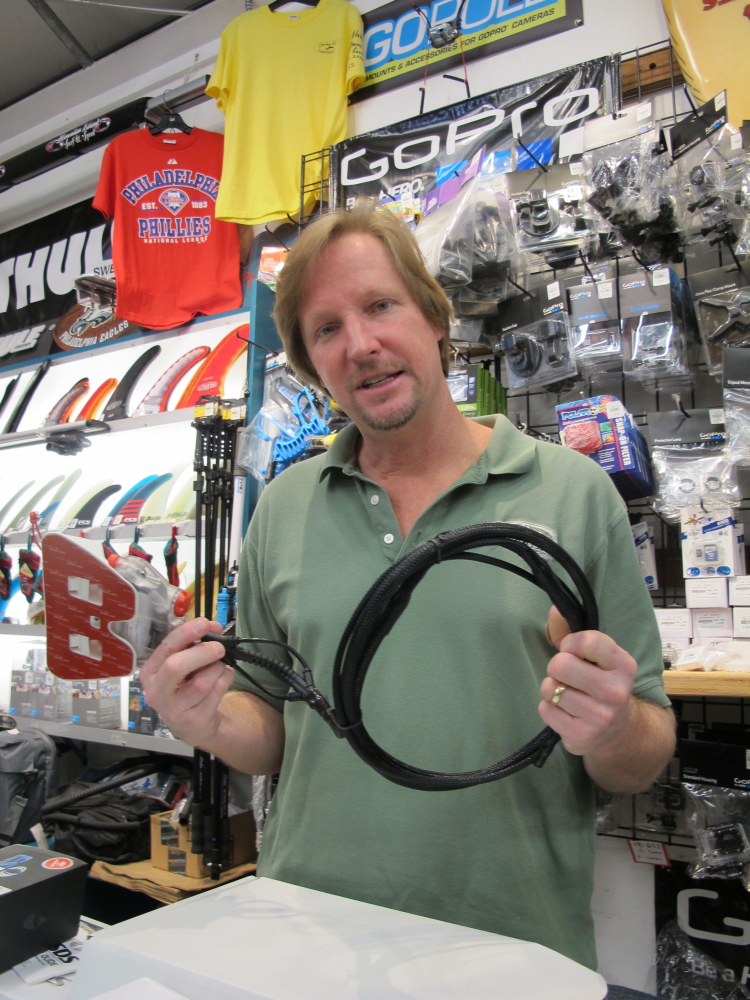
[236, 414, 669, 969]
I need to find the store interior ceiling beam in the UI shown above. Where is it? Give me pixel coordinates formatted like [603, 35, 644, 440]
[48, 0, 191, 16]
[25, 0, 95, 68]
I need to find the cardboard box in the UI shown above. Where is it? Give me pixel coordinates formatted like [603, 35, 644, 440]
[686, 578, 729, 609]
[150, 811, 256, 879]
[734, 607, 750, 638]
[0, 845, 87, 973]
[693, 609, 734, 638]
[730, 576, 750, 606]
[71, 677, 120, 729]
[655, 607, 693, 638]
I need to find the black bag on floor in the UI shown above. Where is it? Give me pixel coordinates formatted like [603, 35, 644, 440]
[0, 720, 57, 847]
[44, 785, 163, 866]
[42, 756, 185, 866]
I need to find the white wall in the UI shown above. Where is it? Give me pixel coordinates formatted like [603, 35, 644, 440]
[0, 0, 670, 235]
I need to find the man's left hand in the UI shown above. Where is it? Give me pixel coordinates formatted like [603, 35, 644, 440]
[538, 606, 637, 757]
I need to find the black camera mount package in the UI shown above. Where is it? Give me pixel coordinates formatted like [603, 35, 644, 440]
[564, 266, 621, 374]
[0, 844, 87, 972]
[670, 94, 748, 253]
[506, 163, 594, 268]
[584, 130, 682, 267]
[490, 277, 576, 391]
[647, 407, 738, 519]
[619, 266, 690, 384]
[690, 263, 750, 375]
[723, 344, 750, 466]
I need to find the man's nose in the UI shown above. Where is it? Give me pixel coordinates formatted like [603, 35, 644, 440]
[343, 315, 380, 359]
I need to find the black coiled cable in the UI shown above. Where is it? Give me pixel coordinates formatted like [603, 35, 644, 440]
[208, 522, 598, 792]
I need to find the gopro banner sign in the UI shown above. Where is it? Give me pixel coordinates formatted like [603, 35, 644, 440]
[336, 55, 618, 208]
[356, 0, 583, 100]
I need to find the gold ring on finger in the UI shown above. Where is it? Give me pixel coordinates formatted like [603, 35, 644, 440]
[550, 683, 567, 706]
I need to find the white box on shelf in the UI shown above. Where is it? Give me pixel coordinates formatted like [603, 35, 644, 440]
[692, 609, 734, 638]
[733, 607, 750, 638]
[685, 578, 729, 609]
[730, 576, 750, 606]
[655, 607, 693, 638]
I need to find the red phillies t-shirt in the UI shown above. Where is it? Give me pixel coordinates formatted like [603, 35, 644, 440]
[93, 127, 242, 329]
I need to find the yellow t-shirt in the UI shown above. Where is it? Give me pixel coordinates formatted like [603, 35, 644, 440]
[207, 0, 364, 226]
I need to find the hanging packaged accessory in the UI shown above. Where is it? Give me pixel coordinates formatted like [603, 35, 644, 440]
[507, 163, 593, 267]
[619, 267, 690, 384]
[584, 132, 681, 266]
[565, 267, 621, 374]
[723, 345, 750, 467]
[42, 533, 189, 678]
[648, 408, 738, 522]
[18, 512, 44, 604]
[689, 262, 750, 375]
[670, 96, 748, 251]
[492, 278, 576, 391]
[556, 395, 655, 501]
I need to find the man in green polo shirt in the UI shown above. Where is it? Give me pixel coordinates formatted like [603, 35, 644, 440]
[142, 200, 675, 971]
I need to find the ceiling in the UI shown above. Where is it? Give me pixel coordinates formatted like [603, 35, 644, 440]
[0, 0, 216, 113]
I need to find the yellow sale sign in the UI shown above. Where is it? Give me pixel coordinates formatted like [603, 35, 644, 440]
[662, 0, 750, 128]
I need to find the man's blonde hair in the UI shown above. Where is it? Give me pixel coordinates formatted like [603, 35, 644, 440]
[272, 200, 452, 390]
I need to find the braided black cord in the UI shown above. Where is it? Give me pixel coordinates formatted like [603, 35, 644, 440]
[210, 523, 598, 791]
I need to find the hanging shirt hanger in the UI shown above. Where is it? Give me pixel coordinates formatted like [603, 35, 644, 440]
[267, 0, 319, 11]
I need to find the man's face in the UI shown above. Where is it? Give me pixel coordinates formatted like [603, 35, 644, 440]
[299, 233, 444, 433]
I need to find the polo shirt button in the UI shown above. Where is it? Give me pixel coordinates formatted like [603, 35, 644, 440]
[384, 533, 394, 544]
[370, 494, 380, 505]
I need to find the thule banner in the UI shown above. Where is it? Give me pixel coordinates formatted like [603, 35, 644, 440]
[0, 199, 139, 368]
[335, 54, 619, 209]
[356, 0, 583, 100]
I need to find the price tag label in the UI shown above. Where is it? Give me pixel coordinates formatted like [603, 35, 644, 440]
[636, 102, 652, 121]
[547, 281, 561, 300]
[597, 280, 613, 300]
[569, 161, 583, 175]
[605, 401, 625, 419]
[731, 133, 743, 150]
[628, 840, 671, 866]
[652, 268, 670, 287]
[715, 91, 727, 112]
[709, 408, 725, 425]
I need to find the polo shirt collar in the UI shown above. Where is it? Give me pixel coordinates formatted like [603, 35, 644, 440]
[318, 413, 537, 481]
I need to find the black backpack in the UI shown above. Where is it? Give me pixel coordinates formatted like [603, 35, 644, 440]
[0, 720, 57, 847]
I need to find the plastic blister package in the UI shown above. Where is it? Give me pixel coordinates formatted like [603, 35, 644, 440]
[415, 179, 476, 292]
[585, 133, 682, 266]
[635, 782, 691, 837]
[566, 273, 622, 374]
[684, 783, 750, 881]
[499, 314, 576, 391]
[696, 288, 750, 373]
[509, 181, 593, 266]
[724, 389, 750, 467]
[651, 448, 739, 518]
[674, 128, 749, 249]
[619, 268, 691, 386]
[237, 370, 329, 483]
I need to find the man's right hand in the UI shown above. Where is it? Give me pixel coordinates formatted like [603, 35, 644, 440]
[140, 617, 235, 750]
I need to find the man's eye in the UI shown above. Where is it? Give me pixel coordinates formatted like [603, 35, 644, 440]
[373, 300, 391, 313]
[317, 324, 336, 337]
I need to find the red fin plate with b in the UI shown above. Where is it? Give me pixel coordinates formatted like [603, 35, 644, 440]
[176, 325, 248, 409]
[43, 534, 137, 679]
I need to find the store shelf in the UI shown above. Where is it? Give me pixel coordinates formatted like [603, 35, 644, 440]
[14, 716, 194, 756]
[0, 623, 44, 636]
[0, 419, 108, 451]
[664, 670, 750, 698]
